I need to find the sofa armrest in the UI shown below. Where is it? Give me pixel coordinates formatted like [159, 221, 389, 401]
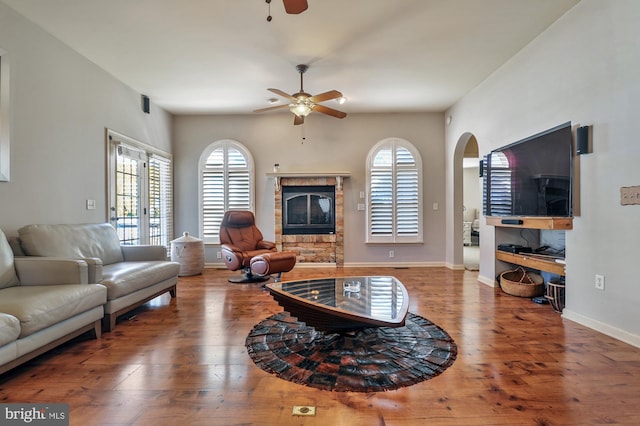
[13, 257, 89, 285]
[82, 257, 103, 283]
[121, 245, 168, 261]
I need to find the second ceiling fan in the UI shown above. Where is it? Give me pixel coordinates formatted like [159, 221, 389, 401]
[254, 64, 347, 125]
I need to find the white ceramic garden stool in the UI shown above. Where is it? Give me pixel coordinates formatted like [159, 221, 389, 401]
[171, 232, 204, 276]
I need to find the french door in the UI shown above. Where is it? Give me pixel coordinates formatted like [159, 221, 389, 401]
[107, 129, 173, 248]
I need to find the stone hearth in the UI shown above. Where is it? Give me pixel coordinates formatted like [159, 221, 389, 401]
[269, 172, 349, 266]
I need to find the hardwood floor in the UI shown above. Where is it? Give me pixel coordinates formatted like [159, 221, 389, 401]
[1, 267, 639, 425]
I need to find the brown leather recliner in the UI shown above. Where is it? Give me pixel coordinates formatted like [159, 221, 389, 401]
[219, 210, 277, 283]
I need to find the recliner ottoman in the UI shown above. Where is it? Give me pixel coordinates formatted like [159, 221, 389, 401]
[250, 251, 296, 282]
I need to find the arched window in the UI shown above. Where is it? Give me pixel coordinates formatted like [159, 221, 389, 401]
[366, 138, 423, 243]
[199, 140, 254, 243]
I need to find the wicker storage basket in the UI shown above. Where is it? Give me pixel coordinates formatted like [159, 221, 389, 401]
[499, 266, 544, 297]
[546, 278, 566, 313]
[171, 232, 204, 276]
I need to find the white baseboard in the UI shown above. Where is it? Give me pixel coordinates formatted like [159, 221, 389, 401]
[207, 261, 448, 269]
[562, 309, 640, 348]
[477, 274, 495, 287]
[446, 261, 466, 271]
[205, 263, 227, 269]
[343, 261, 445, 268]
[291, 262, 338, 269]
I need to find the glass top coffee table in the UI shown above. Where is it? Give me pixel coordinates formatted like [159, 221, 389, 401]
[265, 276, 409, 332]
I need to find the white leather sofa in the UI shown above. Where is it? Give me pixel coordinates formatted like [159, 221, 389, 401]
[0, 229, 107, 374]
[15, 223, 180, 331]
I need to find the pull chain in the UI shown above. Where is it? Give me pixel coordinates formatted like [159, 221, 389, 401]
[266, 0, 272, 22]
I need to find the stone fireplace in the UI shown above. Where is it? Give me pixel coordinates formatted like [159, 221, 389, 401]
[270, 172, 349, 266]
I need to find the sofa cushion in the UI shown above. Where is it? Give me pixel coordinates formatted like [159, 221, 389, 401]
[0, 284, 107, 337]
[0, 313, 20, 347]
[18, 223, 124, 265]
[101, 261, 180, 300]
[0, 229, 19, 290]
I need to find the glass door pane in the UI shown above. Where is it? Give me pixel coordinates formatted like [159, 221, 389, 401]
[114, 148, 143, 245]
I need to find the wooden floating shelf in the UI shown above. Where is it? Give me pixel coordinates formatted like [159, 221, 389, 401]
[486, 216, 573, 230]
[496, 250, 566, 276]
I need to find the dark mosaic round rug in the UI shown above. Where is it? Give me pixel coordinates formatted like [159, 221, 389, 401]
[245, 311, 457, 392]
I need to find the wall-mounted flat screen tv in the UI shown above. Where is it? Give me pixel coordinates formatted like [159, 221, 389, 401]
[484, 122, 573, 217]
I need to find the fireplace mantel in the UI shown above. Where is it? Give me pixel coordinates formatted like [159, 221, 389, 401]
[266, 172, 351, 191]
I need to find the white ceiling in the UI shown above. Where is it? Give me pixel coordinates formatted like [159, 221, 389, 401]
[2, 0, 579, 115]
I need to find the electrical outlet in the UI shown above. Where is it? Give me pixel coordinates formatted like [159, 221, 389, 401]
[595, 274, 605, 290]
[389, 250, 394, 258]
[216, 251, 221, 259]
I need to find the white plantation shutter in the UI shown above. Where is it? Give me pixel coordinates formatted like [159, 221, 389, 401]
[227, 149, 251, 210]
[484, 152, 512, 216]
[200, 140, 254, 243]
[370, 168, 393, 236]
[202, 148, 225, 241]
[367, 139, 423, 243]
[148, 154, 173, 249]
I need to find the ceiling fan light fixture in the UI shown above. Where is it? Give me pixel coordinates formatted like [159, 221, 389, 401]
[336, 96, 347, 105]
[289, 102, 313, 117]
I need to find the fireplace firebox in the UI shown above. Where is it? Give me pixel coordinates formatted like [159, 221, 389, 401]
[282, 185, 335, 235]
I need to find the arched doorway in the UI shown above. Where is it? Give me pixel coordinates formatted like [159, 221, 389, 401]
[462, 136, 480, 270]
[452, 132, 481, 271]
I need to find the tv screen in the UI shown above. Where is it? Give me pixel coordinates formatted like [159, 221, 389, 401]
[484, 122, 573, 217]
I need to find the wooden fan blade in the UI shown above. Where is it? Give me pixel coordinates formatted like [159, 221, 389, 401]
[268, 88, 296, 102]
[294, 115, 304, 125]
[308, 90, 343, 103]
[283, 0, 308, 14]
[254, 104, 289, 113]
[313, 104, 347, 119]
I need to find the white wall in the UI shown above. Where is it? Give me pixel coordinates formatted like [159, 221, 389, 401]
[173, 112, 446, 266]
[446, 0, 640, 346]
[0, 3, 172, 236]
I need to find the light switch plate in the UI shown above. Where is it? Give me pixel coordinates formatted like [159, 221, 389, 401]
[86, 199, 96, 210]
[620, 186, 640, 205]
